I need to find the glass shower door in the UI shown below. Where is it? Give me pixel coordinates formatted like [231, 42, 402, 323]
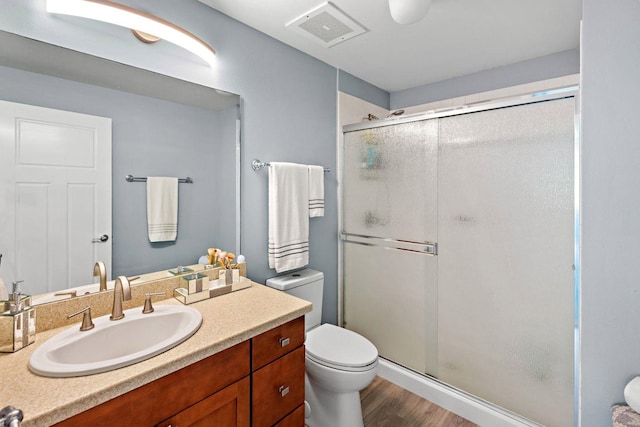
[342, 95, 576, 427]
[342, 119, 439, 375]
[437, 98, 575, 427]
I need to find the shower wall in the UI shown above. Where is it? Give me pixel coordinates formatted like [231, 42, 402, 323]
[342, 95, 576, 427]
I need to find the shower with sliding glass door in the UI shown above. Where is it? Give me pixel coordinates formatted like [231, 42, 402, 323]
[341, 92, 577, 427]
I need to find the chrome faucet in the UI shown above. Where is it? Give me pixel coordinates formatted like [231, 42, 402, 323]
[110, 276, 131, 321]
[93, 261, 107, 292]
[0, 406, 23, 427]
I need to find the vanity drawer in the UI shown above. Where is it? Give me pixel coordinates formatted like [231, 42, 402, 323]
[252, 346, 305, 427]
[252, 316, 304, 370]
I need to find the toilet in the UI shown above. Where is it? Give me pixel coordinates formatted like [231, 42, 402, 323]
[266, 269, 378, 427]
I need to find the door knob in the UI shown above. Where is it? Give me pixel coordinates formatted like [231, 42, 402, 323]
[92, 234, 109, 243]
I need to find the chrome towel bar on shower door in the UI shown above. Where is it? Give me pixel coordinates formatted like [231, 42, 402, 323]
[340, 232, 437, 255]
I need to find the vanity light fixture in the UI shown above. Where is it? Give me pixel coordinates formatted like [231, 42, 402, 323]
[46, 0, 216, 67]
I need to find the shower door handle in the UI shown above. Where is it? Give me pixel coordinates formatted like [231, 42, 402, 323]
[341, 232, 437, 256]
[425, 243, 438, 255]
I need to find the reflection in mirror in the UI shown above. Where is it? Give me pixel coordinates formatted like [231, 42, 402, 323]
[0, 31, 241, 304]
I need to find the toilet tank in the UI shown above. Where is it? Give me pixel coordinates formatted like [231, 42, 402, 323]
[266, 269, 324, 331]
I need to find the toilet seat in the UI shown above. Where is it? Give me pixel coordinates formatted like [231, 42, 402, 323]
[306, 324, 378, 372]
[306, 352, 377, 372]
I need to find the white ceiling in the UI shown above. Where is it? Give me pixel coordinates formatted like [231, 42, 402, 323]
[198, 0, 582, 93]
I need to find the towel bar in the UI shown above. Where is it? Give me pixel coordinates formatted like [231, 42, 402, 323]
[251, 159, 329, 173]
[125, 175, 193, 183]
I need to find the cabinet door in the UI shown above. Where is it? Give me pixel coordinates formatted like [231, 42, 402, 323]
[54, 342, 250, 426]
[157, 376, 250, 427]
[273, 404, 305, 427]
[252, 347, 305, 427]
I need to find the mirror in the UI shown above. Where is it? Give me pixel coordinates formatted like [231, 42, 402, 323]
[0, 31, 241, 304]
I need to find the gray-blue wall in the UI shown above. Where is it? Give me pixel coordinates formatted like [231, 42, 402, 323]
[391, 49, 580, 109]
[0, 0, 341, 324]
[581, 0, 640, 425]
[205, 9, 339, 325]
[0, 64, 235, 278]
[338, 69, 390, 109]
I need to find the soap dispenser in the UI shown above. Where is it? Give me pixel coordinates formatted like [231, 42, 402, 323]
[0, 280, 36, 353]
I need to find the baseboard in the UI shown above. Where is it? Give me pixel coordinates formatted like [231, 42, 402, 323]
[376, 358, 541, 427]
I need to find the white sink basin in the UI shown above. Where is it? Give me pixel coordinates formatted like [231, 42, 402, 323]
[29, 304, 202, 377]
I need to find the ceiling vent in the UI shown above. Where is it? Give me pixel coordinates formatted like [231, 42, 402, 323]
[286, 2, 366, 48]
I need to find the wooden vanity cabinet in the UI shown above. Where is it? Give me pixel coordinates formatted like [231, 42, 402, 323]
[251, 316, 305, 427]
[156, 376, 250, 427]
[54, 341, 250, 427]
[53, 316, 306, 427]
[273, 405, 305, 427]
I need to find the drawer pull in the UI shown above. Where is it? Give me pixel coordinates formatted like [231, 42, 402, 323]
[279, 337, 290, 347]
[279, 385, 290, 397]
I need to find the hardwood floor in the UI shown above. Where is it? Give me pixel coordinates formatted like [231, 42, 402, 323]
[360, 376, 477, 427]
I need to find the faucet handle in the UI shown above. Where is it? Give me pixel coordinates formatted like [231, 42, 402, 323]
[142, 292, 166, 314]
[68, 307, 95, 331]
[0, 406, 23, 427]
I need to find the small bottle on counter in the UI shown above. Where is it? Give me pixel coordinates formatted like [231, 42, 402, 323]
[1, 280, 36, 353]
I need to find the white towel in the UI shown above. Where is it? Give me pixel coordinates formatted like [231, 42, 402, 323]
[308, 165, 324, 218]
[269, 162, 309, 273]
[147, 177, 178, 242]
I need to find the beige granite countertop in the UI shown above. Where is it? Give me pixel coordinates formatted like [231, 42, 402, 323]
[0, 282, 311, 426]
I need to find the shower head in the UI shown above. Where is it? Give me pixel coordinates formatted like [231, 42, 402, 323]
[387, 110, 405, 118]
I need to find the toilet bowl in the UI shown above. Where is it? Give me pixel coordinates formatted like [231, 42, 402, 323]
[266, 269, 379, 427]
[305, 323, 378, 427]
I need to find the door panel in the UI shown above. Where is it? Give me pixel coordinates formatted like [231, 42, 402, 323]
[343, 242, 438, 375]
[0, 100, 111, 294]
[343, 119, 438, 242]
[342, 95, 576, 427]
[343, 118, 439, 375]
[437, 98, 575, 427]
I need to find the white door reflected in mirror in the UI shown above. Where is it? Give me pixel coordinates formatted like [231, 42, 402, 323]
[0, 100, 112, 294]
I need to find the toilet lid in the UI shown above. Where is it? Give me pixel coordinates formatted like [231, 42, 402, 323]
[306, 324, 378, 368]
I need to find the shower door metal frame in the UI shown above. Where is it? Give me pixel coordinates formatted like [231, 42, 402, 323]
[338, 86, 581, 425]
